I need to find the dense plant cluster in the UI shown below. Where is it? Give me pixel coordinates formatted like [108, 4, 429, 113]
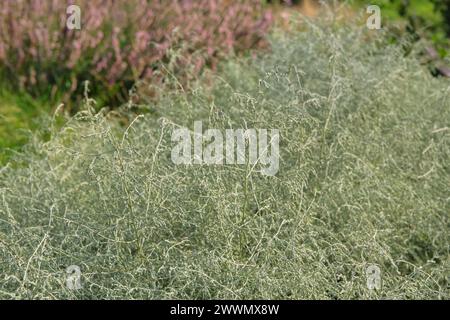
[0, 0, 272, 106]
[0, 15, 448, 299]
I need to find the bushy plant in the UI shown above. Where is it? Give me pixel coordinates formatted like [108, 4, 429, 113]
[0, 14, 448, 299]
[0, 0, 272, 107]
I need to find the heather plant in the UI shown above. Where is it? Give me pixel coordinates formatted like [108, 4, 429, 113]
[0, 0, 272, 107]
[0, 14, 449, 299]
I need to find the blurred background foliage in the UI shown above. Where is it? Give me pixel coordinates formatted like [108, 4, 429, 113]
[0, 0, 272, 108]
[1, 0, 450, 164]
[353, 0, 450, 55]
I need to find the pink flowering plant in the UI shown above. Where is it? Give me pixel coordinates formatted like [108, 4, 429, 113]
[0, 0, 272, 107]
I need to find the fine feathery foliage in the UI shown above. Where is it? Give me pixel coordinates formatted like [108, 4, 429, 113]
[0, 16, 449, 299]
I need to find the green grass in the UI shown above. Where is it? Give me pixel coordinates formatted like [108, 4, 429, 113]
[0, 15, 448, 299]
[0, 89, 49, 164]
